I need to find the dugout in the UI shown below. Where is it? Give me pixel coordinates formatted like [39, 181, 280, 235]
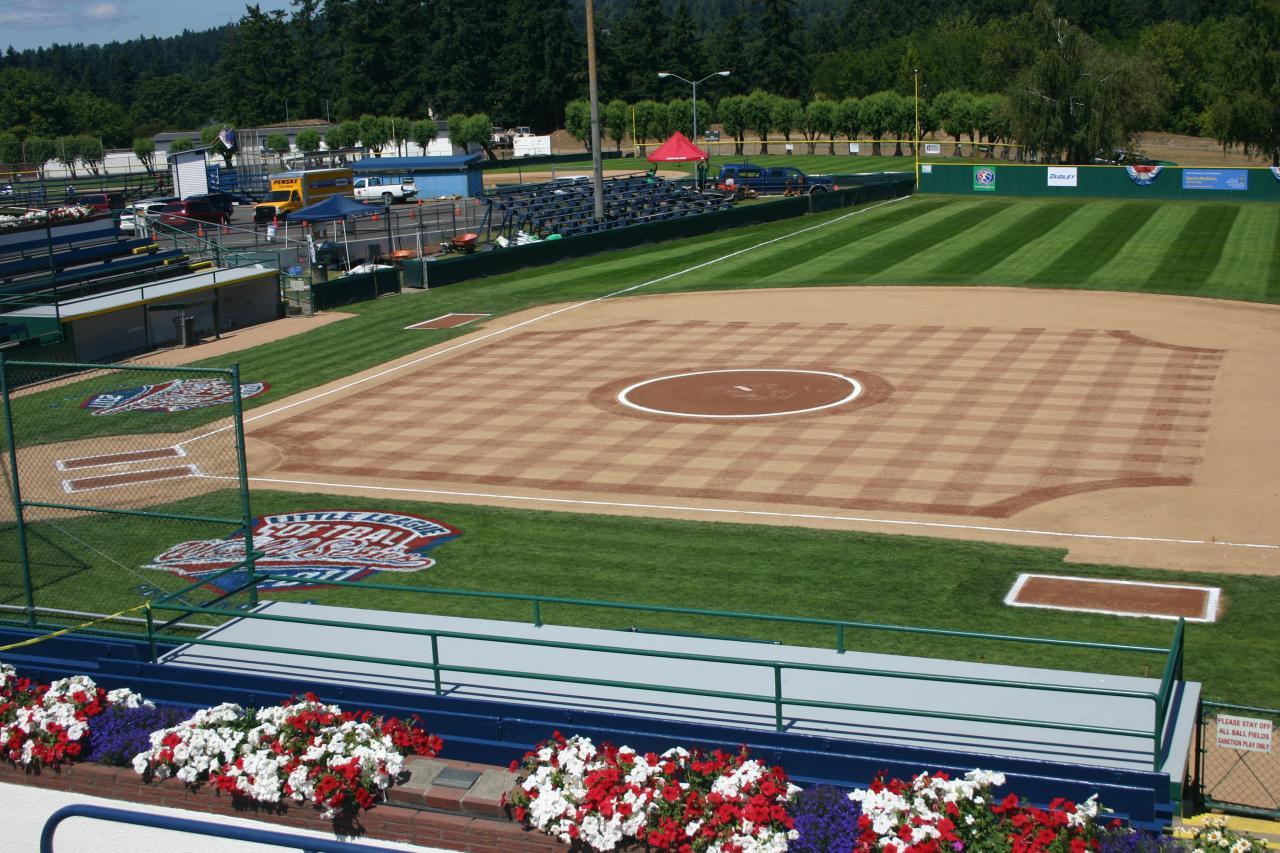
[4, 267, 280, 362]
[350, 155, 482, 199]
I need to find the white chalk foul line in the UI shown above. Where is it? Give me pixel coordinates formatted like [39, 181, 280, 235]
[194, 472, 1280, 552]
[176, 194, 910, 450]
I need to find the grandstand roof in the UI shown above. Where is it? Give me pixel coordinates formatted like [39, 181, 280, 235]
[7, 266, 278, 323]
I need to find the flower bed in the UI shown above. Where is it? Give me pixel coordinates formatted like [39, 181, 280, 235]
[0, 205, 94, 230]
[506, 731, 800, 852]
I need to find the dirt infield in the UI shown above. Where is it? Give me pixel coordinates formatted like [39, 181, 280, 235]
[238, 287, 1280, 575]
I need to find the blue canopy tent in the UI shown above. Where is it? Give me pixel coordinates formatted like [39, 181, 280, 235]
[284, 195, 381, 271]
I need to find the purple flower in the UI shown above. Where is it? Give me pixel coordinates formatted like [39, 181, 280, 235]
[792, 785, 859, 853]
[84, 703, 192, 767]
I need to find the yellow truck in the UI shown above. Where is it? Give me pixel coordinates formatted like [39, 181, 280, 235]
[253, 168, 353, 224]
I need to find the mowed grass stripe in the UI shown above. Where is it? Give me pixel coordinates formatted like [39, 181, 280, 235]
[1146, 205, 1240, 292]
[703, 196, 954, 285]
[833, 201, 1008, 281]
[1026, 203, 1159, 285]
[1204, 204, 1279, 297]
[1271, 209, 1280, 301]
[978, 202, 1114, 285]
[746, 198, 952, 283]
[915, 202, 1083, 282]
[1084, 204, 1193, 289]
[868, 201, 1035, 283]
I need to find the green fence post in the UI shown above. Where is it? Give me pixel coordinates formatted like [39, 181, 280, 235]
[430, 634, 442, 696]
[836, 624, 845, 654]
[0, 355, 36, 627]
[533, 600, 542, 627]
[774, 665, 784, 732]
[228, 364, 257, 607]
[145, 604, 158, 663]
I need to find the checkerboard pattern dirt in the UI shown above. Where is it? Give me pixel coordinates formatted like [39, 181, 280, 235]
[252, 320, 1222, 518]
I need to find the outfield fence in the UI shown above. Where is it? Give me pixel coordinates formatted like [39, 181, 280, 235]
[0, 358, 258, 635]
[919, 162, 1280, 202]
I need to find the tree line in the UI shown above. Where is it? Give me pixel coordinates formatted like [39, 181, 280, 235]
[0, 0, 1277, 166]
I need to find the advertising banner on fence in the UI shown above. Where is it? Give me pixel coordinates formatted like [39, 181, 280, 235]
[972, 167, 996, 192]
[1216, 714, 1273, 753]
[924, 143, 941, 155]
[514, 135, 553, 157]
[1047, 167, 1078, 187]
[1182, 169, 1249, 191]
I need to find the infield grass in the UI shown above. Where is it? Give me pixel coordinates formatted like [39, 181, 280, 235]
[2, 489, 1277, 707]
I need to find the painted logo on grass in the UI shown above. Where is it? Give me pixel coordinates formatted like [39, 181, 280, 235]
[82, 379, 268, 415]
[144, 511, 460, 592]
[972, 167, 996, 192]
[1125, 165, 1163, 186]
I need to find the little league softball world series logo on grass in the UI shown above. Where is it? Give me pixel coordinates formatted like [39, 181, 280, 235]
[145, 511, 461, 592]
[972, 167, 996, 192]
[82, 379, 268, 415]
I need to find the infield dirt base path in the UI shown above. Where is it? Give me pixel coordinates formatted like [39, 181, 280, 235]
[242, 287, 1280, 576]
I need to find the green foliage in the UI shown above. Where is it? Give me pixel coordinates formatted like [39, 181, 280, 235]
[409, 119, 438, 152]
[265, 133, 291, 159]
[132, 137, 157, 173]
[167, 137, 194, 154]
[743, 90, 777, 153]
[631, 100, 663, 145]
[802, 99, 839, 153]
[325, 121, 361, 152]
[357, 114, 393, 154]
[564, 99, 592, 147]
[0, 131, 19, 164]
[772, 97, 803, 142]
[858, 91, 899, 154]
[294, 129, 321, 154]
[212, 6, 290, 126]
[603, 99, 630, 152]
[718, 95, 750, 154]
[1206, 0, 1280, 166]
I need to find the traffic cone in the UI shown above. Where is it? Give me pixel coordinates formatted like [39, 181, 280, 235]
[197, 223, 206, 238]
[150, 228, 158, 241]
[371, 210, 379, 221]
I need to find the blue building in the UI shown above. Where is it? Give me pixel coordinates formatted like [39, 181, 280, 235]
[350, 155, 482, 199]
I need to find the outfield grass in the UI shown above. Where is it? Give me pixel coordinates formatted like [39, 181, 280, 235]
[1, 489, 1276, 706]
[10, 195, 1277, 449]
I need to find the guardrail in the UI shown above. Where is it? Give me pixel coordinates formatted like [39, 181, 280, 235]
[40, 803, 407, 853]
[146, 572, 1187, 770]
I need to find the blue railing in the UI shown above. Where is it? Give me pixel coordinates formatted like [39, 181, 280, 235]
[41, 803, 409, 853]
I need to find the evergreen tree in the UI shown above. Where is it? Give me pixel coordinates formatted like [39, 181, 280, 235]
[611, 0, 672, 102]
[493, 0, 579, 131]
[755, 0, 807, 100]
[214, 6, 291, 126]
[664, 0, 706, 79]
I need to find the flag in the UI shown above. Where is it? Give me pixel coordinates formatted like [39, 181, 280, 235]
[218, 127, 238, 152]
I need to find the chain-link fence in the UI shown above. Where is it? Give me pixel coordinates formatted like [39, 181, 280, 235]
[0, 357, 258, 639]
[1195, 701, 1280, 818]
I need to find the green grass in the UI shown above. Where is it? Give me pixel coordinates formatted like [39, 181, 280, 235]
[3, 489, 1278, 706]
[9, 196, 1278, 449]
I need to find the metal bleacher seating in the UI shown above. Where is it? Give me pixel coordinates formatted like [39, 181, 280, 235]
[488, 175, 735, 241]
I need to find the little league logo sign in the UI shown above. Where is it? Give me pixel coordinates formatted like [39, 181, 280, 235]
[82, 379, 268, 416]
[145, 511, 460, 592]
[1125, 165, 1163, 186]
[972, 167, 996, 192]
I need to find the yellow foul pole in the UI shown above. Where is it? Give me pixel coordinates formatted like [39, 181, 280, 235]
[914, 68, 920, 190]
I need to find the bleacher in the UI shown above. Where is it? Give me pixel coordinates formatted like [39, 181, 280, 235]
[487, 175, 735, 240]
[0, 213, 215, 348]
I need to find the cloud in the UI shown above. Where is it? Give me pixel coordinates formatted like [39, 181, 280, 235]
[0, 0, 134, 29]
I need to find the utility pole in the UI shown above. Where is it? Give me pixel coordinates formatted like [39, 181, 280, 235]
[585, 0, 605, 219]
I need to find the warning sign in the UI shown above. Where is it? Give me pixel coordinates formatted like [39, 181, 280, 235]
[1216, 714, 1273, 753]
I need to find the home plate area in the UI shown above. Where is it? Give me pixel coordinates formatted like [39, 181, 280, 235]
[250, 318, 1221, 519]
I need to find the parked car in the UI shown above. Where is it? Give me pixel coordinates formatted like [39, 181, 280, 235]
[157, 198, 230, 229]
[352, 176, 418, 204]
[185, 192, 239, 218]
[714, 163, 837, 195]
[73, 192, 124, 212]
[119, 196, 178, 234]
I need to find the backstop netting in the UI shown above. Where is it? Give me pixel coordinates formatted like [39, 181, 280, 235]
[0, 357, 259, 638]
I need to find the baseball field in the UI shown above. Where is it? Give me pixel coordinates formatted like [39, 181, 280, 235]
[3, 194, 1279, 706]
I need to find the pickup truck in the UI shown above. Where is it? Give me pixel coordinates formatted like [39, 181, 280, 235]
[715, 163, 838, 195]
[352, 176, 418, 204]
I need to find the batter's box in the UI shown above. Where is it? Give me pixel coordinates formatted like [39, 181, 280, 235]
[1005, 573, 1220, 622]
[405, 313, 490, 330]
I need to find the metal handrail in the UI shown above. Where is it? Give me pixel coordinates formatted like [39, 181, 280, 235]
[252, 572, 1171, 656]
[146, 600, 1165, 759]
[40, 803, 408, 853]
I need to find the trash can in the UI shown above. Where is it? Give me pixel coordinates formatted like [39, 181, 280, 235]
[178, 315, 198, 347]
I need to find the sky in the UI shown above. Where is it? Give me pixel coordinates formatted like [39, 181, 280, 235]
[1, 0, 291, 52]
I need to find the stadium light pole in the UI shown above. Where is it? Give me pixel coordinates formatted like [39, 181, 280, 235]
[657, 71, 731, 150]
[585, 0, 605, 219]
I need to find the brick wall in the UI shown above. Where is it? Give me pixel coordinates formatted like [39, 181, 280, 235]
[0, 760, 564, 853]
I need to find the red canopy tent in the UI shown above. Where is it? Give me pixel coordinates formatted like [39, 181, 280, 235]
[646, 131, 709, 163]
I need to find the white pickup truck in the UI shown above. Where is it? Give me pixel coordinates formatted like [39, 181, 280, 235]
[352, 176, 418, 204]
